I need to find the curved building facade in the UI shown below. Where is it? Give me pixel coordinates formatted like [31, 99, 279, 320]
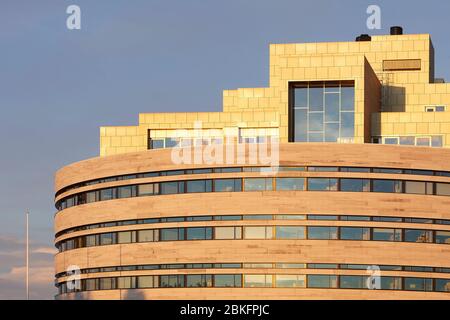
[55, 29, 450, 299]
[55, 144, 450, 299]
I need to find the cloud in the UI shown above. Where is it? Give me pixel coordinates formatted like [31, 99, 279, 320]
[0, 236, 55, 299]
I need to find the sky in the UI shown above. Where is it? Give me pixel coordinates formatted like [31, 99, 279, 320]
[1, 0, 450, 299]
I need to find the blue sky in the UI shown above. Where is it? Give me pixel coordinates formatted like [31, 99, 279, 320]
[1, 0, 449, 299]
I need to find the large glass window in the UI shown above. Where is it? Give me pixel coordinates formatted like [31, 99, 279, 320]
[214, 179, 242, 192]
[307, 275, 338, 288]
[372, 180, 403, 193]
[307, 227, 338, 240]
[160, 228, 184, 241]
[380, 277, 402, 290]
[186, 275, 212, 287]
[186, 180, 212, 193]
[404, 278, 433, 291]
[186, 227, 212, 240]
[137, 276, 154, 288]
[244, 226, 273, 239]
[291, 81, 355, 142]
[436, 231, 450, 244]
[275, 226, 306, 239]
[307, 178, 338, 191]
[405, 181, 433, 195]
[275, 178, 305, 191]
[436, 183, 450, 196]
[160, 182, 180, 195]
[214, 275, 242, 288]
[244, 178, 273, 191]
[435, 279, 450, 292]
[340, 227, 370, 240]
[160, 275, 184, 288]
[275, 275, 306, 288]
[138, 230, 155, 242]
[215, 227, 242, 240]
[340, 276, 367, 289]
[404, 229, 433, 243]
[372, 228, 402, 242]
[244, 275, 273, 288]
[340, 179, 370, 192]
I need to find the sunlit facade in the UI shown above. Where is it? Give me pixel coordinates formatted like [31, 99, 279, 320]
[55, 29, 450, 299]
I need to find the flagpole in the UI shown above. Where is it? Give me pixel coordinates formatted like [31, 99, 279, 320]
[26, 210, 29, 300]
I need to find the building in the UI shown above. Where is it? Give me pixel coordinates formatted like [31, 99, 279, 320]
[55, 27, 450, 299]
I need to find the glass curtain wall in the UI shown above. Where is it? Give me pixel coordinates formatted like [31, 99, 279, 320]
[291, 81, 355, 143]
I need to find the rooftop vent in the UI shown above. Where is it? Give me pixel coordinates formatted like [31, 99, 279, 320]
[355, 34, 371, 42]
[390, 26, 403, 35]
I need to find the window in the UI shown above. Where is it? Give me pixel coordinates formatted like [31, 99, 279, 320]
[186, 180, 212, 193]
[244, 215, 272, 220]
[435, 279, 450, 292]
[308, 215, 338, 220]
[436, 183, 450, 196]
[160, 228, 183, 241]
[432, 136, 443, 147]
[274, 263, 305, 269]
[118, 185, 136, 198]
[100, 233, 115, 245]
[307, 227, 338, 240]
[138, 230, 155, 242]
[186, 227, 212, 240]
[399, 136, 415, 146]
[85, 279, 97, 291]
[307, 263, 338, 269]
[244, 178, 273, 191]
[384, 137, 399, 145]
[307, 275, 338, 288]
[99, 278, 116, 290]
[186, 275, 212, 287]
[137, 276, 154, 288]
[118, 277, 136, 289]
[150, 139, 164, 149]
[138, 184, 156, 196]
[340, 179, 370, 192]
[372, 180, 402, 193]
[276, 214, 306, 220]
[165, 138, 179, 148]
[307, 178, 338, 191]
[214, 179, 242, 192]
[405, 181, 433, 195]
[340, 276, 367, 289]
[160, 275, 184, 288]
[291, 81, 355, 142]
[435, 231, 450, 244]
[417, 137, 431, 146]
[86, 191, 97, 203]
[85, 235, 97, 247]
[404, 229, 433, 243]
[244, 226, 273, 239]
[118, 231, 135, 244]
[160, 182, 180, 195]
[275, 275, 306, 288]
[100, 188, 115, 201]
[308, 167, 339, 172]
[372, 228, 402, 242]
[275, 178, 305, 191]
[380, 277, 402, 290]
[340, 227, 370, 240]
[244, 275, 272, 288]
[276, 226, 305, 239]
[214, 275, 242, 287]
[215, 227, 242, 240]
[404, 278, 433, 291]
